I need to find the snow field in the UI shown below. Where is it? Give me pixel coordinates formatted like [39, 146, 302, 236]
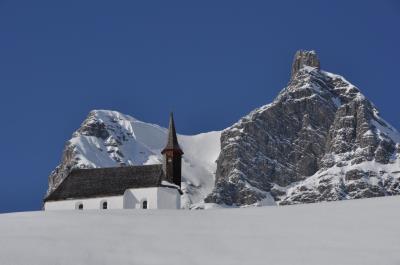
[0, 196, 399, 265]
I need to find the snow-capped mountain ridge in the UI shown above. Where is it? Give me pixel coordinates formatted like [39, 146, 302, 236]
[47, 50, 400, 208]
[47, 110, 221, 208]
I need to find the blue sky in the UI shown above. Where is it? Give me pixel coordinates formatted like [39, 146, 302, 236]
[0, 0, 399, 213]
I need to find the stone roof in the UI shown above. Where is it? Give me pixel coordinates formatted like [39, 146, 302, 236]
[44, 164, 178, 202]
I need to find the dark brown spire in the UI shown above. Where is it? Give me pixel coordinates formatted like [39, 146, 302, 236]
[162, 112, 183, 154]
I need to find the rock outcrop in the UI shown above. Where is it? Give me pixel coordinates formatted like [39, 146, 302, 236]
[291, 50, 320, 78]
[205, 50, 400, 206]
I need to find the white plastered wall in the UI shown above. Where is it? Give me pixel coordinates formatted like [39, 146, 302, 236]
[44, 195, 124, 210]
[123, 187, 180, 209]
[123, 187, 158, 209]
[44, 187, 181, 210]
[157, 187, 181, 209]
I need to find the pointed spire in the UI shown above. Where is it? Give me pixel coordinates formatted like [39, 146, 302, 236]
[162, 112, 183, 154]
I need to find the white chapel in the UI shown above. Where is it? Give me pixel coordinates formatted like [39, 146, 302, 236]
[44, 113, 183, 210]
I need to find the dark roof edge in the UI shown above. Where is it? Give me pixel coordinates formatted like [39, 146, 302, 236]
[70, 164, 162, 173]
[160, 184, 184, 195]
[45, 185, 182, 202]
[44, 193, 124, 202]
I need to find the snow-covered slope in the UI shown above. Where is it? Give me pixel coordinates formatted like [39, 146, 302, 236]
[1, 196, 400, 265]
[47, 110, 221, 208]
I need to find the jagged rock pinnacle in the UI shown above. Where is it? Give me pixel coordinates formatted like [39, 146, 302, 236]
[291, 50, 320, 79]
[206, 49, 400, 206]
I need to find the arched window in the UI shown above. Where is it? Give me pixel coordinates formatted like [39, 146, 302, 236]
[77, 203, 83, 210]
[102, 201, 108, 209]
[142, 200, 148, 209]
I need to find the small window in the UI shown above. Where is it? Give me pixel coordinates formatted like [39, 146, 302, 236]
[78, 203, 83, 210]
[102, 201, 108, 209]
[142, 200, 148, 209]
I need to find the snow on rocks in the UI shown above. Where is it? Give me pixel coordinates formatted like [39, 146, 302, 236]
[47, 110, 221, 209]
[47, 50, 400, 209]
[206, 50, 400, 206]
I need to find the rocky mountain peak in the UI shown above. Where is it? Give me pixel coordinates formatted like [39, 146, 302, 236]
[205, 50, 400, 207]
[291, 50, 320, 79]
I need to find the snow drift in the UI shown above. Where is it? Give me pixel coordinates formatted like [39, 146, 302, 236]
[1, 196, 399, 265]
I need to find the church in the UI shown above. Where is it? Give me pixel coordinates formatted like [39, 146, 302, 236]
[44, 113, 183, 210]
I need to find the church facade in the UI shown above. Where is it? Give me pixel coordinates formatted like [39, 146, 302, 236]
[44, 113, 183, 210]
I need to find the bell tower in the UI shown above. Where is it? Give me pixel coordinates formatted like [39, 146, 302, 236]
[161, 113, 183, 187]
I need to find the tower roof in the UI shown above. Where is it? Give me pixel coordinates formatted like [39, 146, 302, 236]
[162, 112, 183, 154]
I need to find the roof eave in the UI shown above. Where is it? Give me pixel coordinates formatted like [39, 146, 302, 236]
[161, 147, 184, 155]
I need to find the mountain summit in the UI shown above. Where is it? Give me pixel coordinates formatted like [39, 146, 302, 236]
[205, 50, 400, 206]
[47, 50, 400, 208]
[291, 50, 320, 78]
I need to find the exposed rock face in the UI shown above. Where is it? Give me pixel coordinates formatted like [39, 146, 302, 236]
[205, 50, 400, 206]
[291, 50, 320, 78]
